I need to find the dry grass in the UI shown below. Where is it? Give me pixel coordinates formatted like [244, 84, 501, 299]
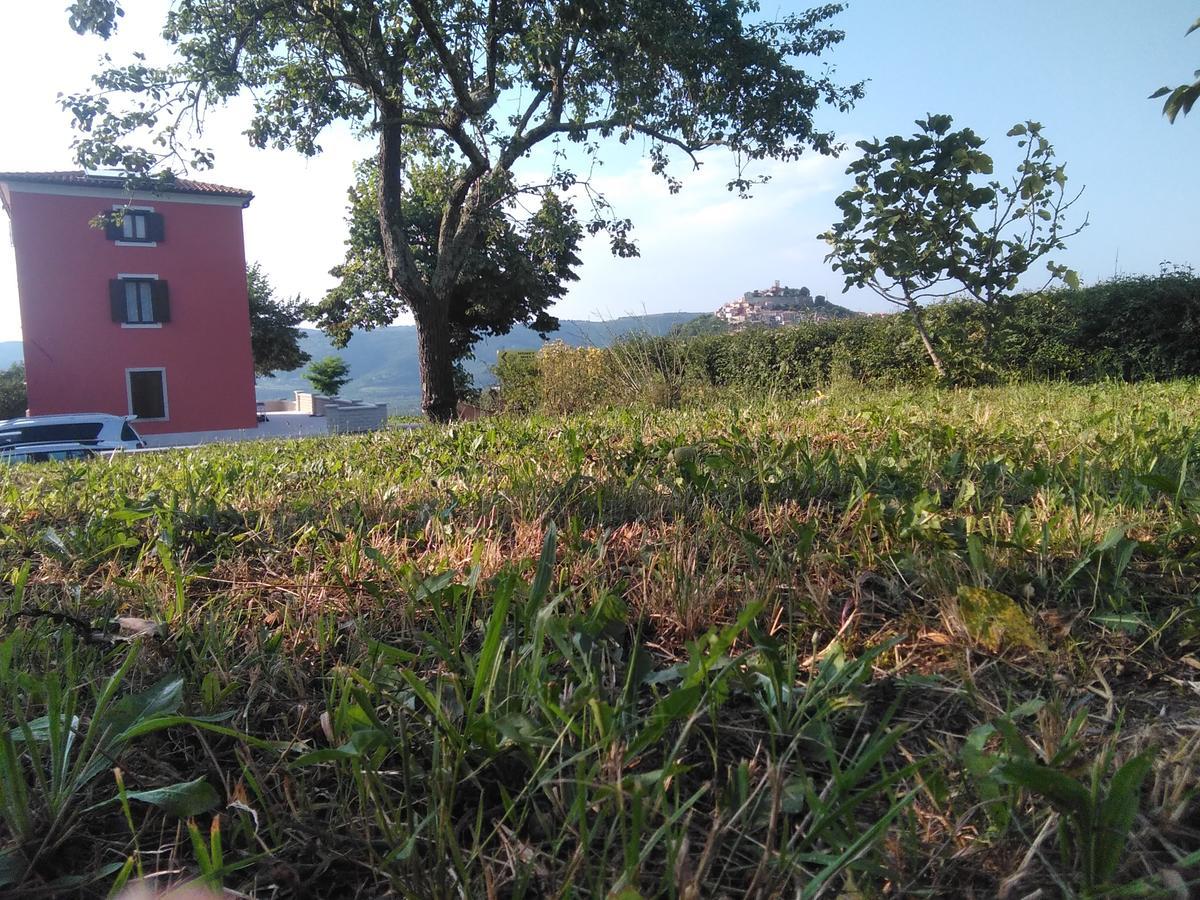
[1, 380, 1198, 897]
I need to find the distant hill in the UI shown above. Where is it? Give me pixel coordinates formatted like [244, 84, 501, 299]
[0, 312, 707, 413]
[670, 298, 861, 339]
[257, 311, 703, 412]
[668, 314, 732, 338]
[0, 342, 21, 369]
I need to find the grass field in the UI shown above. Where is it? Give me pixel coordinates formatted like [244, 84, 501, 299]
[2, 381, 1199, 897]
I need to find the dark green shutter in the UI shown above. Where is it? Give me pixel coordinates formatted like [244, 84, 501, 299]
[103, 213, 122, 241]
[109, 280, 126, 322]
[151, 281, 170, 323]
[146, 212, 165, 242]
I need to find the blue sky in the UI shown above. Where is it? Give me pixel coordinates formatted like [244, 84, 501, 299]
[0, 1, 1195, 341]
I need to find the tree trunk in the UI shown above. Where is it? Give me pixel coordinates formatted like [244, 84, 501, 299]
[413, 300, 458, 422]
[376, 120, 460, 422]
[909, 303, 947, 380]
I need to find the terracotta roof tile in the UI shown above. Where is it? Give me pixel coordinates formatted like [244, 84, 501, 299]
[0, 170, 253, 202]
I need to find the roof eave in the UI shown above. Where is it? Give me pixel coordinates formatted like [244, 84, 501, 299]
[0, 172, 254, 204]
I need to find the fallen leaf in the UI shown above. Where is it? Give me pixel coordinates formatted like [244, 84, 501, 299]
[116, 617, 165, 639]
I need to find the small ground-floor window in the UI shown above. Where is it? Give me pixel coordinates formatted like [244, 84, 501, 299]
[127, 368, 168, 420]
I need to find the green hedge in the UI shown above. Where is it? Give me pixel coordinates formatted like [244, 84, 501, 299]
[496, 273, 1200, 409]
[681, 272, 1200, 391]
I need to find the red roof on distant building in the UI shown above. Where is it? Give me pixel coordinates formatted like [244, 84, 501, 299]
[0, 170, 253, 203]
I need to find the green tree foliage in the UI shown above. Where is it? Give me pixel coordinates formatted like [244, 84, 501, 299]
[0, 363, 27, 419]
[492, 350, 540, 412]
[305, 356, 352, 398]
[247, 263, 311, 378]
[313, 159, 578, 359]
[63, 1, 863, 420]
[1150, 18, 1200, 122]
[820, 115, 1085, 379]
[668, 314, 730, 338]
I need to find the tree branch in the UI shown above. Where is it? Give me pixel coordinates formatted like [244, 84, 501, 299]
[485, 0, 499, 95]
[407, 0, 493, 115]
[511, 87, 549, 141]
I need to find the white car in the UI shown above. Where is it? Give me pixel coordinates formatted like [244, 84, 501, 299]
[0, 413, 145, 452]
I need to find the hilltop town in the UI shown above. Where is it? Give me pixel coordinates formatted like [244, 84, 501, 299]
[713, 280, 860, 327]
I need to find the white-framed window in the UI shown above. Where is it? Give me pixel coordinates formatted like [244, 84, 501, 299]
[104, 205, 163, 246]
[126, 368, 169, 421]
[110, 274, 169, 326]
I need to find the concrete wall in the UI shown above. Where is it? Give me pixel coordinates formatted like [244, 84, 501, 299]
[280, 391, 386, 432]
[293, 391, 330, 416]
[326, 400, 387, 433]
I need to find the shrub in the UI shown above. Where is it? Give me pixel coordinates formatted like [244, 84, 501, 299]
[682, 273, 1200, 394]
[537, 342, 615, 414]
[493, 350, 540, 412]
[498, 273, 1200, 412]
[608, 333, 689, 408]
[1069, 270, 1200, 380]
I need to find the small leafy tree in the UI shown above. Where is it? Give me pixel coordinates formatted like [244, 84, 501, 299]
[0, 363, 27, 419]
[305, 356, 351, 398]
[247, 263, 311, 378]
[820, 115, 1086, 378]
[1150, 17, 1200, 122]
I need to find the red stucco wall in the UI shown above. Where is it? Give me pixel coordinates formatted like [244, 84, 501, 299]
[4, 188, 257, 434]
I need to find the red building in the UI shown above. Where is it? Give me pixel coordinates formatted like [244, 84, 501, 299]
[0, 171, 258, 436]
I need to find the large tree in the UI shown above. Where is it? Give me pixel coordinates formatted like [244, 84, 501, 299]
[313, 157, 579, 361]
[820, 115, 1085, 379]
[65, 0, 863, 420]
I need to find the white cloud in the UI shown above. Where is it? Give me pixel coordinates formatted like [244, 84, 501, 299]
[554, 149, 876, 319]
